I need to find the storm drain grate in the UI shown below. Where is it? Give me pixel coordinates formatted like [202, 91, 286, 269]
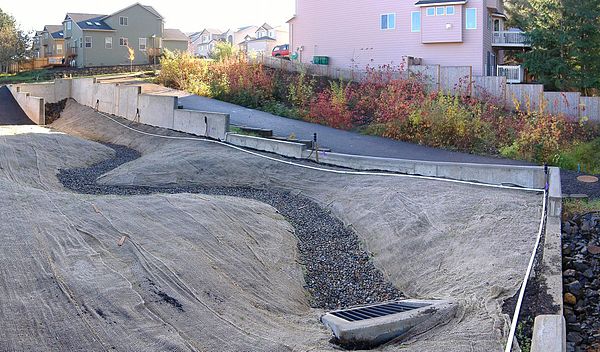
[330, 301, 429, 322]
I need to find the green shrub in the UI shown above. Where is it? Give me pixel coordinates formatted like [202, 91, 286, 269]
[557, 138, 600, 174]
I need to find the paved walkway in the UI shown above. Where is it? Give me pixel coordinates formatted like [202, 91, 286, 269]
[179, 95, 532, 165]
[0, 86, 33, 126]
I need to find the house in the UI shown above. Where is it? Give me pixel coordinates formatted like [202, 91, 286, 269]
[288, 0, 530, 79]
[222, 25, 259, 47]
[62, 3, 186, 67]
[188, 28, 224, 58]
[39, 25, 65, 62]
[32, 31, 44, 58]
[241, 23, 289, 55]
[163, 28, 189, 53]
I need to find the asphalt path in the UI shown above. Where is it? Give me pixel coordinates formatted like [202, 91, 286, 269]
[0, 86, 33, 125]
[179, 94, 531, 165]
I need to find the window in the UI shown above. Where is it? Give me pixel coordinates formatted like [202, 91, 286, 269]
[411, 11, 421, 32]
[446, 6, 455, 15]
[466, 8, 477, 29]
[202, 35, 208, 42]
[56, 44, 63, 54]
[85, 36, 92, 48]
[380, 13, 396, 30]
[105, 37, 112, 49]
[494, 19, 500, 32]
[436, 7, 445, 16]
[119, 37, 129, 46]
[139, 38, 147, 51]
[119, 16, 128, 26]
[79, 39, 83, 48]
[426, 7, 435, 16]
[66, 21, 72, 30]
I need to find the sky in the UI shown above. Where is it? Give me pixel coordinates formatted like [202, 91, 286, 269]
[0, 0, 295, 33]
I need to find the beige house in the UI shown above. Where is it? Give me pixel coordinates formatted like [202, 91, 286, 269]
[242, 23, 289, 55]
[61, 3, 186, 67]
[188, 28, 224, 58]
[35, 25, 65, 63]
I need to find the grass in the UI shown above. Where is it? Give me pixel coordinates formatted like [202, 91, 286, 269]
[516, 318, 532, 352]
[0, 69, 51, 84]
[557, 138, 600, 174]
[563, 199, 600, 218]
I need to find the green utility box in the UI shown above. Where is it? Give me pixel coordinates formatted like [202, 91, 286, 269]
[312, 56, 330, 65]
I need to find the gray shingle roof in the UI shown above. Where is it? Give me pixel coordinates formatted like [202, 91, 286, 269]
[66, 13, 113, 31]
[163, 29, 188, 41]
[43, 25, 63, 34]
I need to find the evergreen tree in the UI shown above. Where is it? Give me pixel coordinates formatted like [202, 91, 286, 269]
[506, 0, 600, 94]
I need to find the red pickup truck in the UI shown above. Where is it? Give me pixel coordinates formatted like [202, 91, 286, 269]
[271, 44, 290, 58]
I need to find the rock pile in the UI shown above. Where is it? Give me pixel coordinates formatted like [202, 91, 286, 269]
[563, 212, 600, 351]
[44, 98, 67, 124]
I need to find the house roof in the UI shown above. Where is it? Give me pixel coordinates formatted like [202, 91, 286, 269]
[202, 28, 223, 34]
[43, 25, 63, 34]
[101, 3, 164, 20]
[163, 28, 188, 41]
[246, 36, 276, 43]
[258, 22, 273, 30]
[65, 13, 114, 31]
[414, 0, 468, 6]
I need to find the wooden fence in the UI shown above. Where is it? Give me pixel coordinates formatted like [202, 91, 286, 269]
[254, 55, 599, 122]
[4, 58, 52, 73]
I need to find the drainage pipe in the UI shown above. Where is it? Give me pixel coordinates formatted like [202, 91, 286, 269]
[504, 169, 549, 352]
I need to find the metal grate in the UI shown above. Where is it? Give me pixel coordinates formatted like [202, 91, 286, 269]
[330, 302, 428, 322]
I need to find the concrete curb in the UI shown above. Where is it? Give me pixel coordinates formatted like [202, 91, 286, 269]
[302, 150, 545, 189]
[529, 167, 565, 351]
[226, 133, 306, 158]
[531, 315, 566, 352]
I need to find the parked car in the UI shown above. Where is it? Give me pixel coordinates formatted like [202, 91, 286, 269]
[271, 44, 290, 58]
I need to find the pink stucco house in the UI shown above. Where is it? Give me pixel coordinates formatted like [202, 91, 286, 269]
[288, 0, 529, 80]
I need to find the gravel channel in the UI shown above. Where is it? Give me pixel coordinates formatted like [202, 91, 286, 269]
[562, 212, 600, 352]
[58, 143, 403, 310]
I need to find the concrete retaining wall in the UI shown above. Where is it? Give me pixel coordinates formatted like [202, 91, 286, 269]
[8, 86, 45, 125]
[174, 109, 229, 140]
[12, 83, 54, 103]
[116, 85, 141, 121]
[137, 94, 177, 129]
[93, 83, 119, 115]
[71, 78, 96, 107]
[302, 150, 546, 189]
[226, 133, 306, 159]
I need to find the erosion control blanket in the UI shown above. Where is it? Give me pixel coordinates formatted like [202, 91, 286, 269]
[0, 100, 543, 351]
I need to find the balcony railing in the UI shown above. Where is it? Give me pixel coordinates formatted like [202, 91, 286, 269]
[492, 31, 530, 47]
[497, 65, 524, 84]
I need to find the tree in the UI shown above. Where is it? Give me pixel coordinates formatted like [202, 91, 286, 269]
[506, 0, 600, 94]
[210, 41, 235, 61]
[0, 8, 29, 72]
